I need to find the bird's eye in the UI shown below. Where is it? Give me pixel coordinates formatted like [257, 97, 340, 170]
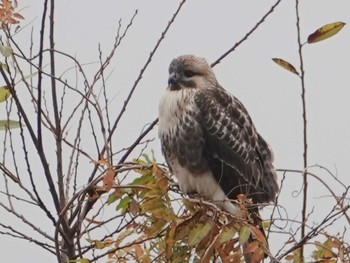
[183, 70, 196, 78]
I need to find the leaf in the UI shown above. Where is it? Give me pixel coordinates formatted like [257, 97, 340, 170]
[0, 120, 21, 130]
[250, 225, 267, 244]
[91, 155, 109, 166]
[188, 221, 214, 246]
[0, 63, 8, 71]
[95, 240, 105, 249]
[13, 12, 24, 20]
[272, 58, 299, 75]
[68, 259, 90, 263]
[129, 198, 139, 216]
[21, 71, 38, 82]
[116, 195, 131, 213]
[0, 45, 13, 57]
[285, 254, 294, 260]
[84, 218, 103, 225]
[308, 22, 346, 44]
[133, 244, 144, 260]
[239, 226, 251, 245]
[245, 241, 265, 263]
[0, 86, 10, 102]
[107, 192, 119, 205]
[175, 218, 195, 241]
[103, 169, 115, 191]
[262, 220, 272, 229]
[218, 226, 236, 245]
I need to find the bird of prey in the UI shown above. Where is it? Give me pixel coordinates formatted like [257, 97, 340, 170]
[158, 55, 279, 252]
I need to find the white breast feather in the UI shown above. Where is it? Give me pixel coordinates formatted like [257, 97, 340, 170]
[158, 89, 241, 216]
[159, 89, 191, 134]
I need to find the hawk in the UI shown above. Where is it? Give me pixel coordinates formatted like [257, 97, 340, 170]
[158, 54, 279, 244]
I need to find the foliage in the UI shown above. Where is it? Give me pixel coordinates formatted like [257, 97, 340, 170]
[87, 155, 268, 263]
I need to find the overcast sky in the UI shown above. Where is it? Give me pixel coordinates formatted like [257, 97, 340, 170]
[1, 1, 350, 262]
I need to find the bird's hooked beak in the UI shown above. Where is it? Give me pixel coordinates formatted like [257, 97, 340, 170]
[168, 72, 181, 85]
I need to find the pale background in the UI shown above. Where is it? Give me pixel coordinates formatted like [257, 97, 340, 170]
[1, 1, 349, 262]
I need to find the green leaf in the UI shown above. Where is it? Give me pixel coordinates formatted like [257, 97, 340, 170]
[0, 45, 13, 57]
[239, 225, 251, 245]
[218, 226, 236, 245]
[0, 63, 8, 71]
[21, 71, 38, 81]
[107, 192, 118, 205]
[142, 153, 152, 164]
[0, 86, 11, 102]
[188, 221, 214, 246]
[0, 120, 21, 130]
[131, 174, 154, 186]
[116, 195, 131, 213]
[262, 220, 272, 229]
[307, 22, 346, 44]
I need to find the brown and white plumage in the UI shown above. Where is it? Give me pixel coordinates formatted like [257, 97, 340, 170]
[158, 54, 279, 218]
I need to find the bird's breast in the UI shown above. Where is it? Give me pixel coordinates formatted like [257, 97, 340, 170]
[158, 88, 196, 134]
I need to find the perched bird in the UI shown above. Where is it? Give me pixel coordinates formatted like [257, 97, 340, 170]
[158, 55, 279, 258]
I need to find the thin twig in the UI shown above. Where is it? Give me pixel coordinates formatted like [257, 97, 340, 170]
[295, 0, 308, 260]
[211, 0, 283, 67]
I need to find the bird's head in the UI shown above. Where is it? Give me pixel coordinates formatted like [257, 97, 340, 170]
[168, 55, 217, 91]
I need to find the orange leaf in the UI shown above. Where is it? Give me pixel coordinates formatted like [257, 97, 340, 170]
[307, 22, 346, 44]
[244, 241, 265, 263]
[85, 218, 103, 225]
[134, 244, 144, 260]
[129, 198, 139, 216]
[91, 155, 109, 166]
[13, 12, 24, 20]
[272, 58, 299, 75]
[250, 226, 266, 244]
[8, 17, 19, 24]
[103, 169, 115, 191]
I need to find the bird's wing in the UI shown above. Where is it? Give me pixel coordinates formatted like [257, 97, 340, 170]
[193, 87, 263, 187]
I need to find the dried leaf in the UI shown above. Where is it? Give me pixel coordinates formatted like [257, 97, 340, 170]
[85, 218, 103, 225]
[308, 22, 346, 44]
[129, 198, 139, 216]
[13, 12, 24, 20]
[245, 241, 265, 263]
[244, 241, 259, 253]
[250, 226, 266, 244]
[285, 254, 294, 260]
[134, 244, 144, 260]
[272, 58, 299, 75]
[91, 155, 109, 165]
[252, 252, 265, 263]
[103, 169, 115, 191]
[68, 259, 90, 263]
[95, 240, 105, 249]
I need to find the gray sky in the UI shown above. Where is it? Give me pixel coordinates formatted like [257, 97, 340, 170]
[1, 1, 349, 262]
